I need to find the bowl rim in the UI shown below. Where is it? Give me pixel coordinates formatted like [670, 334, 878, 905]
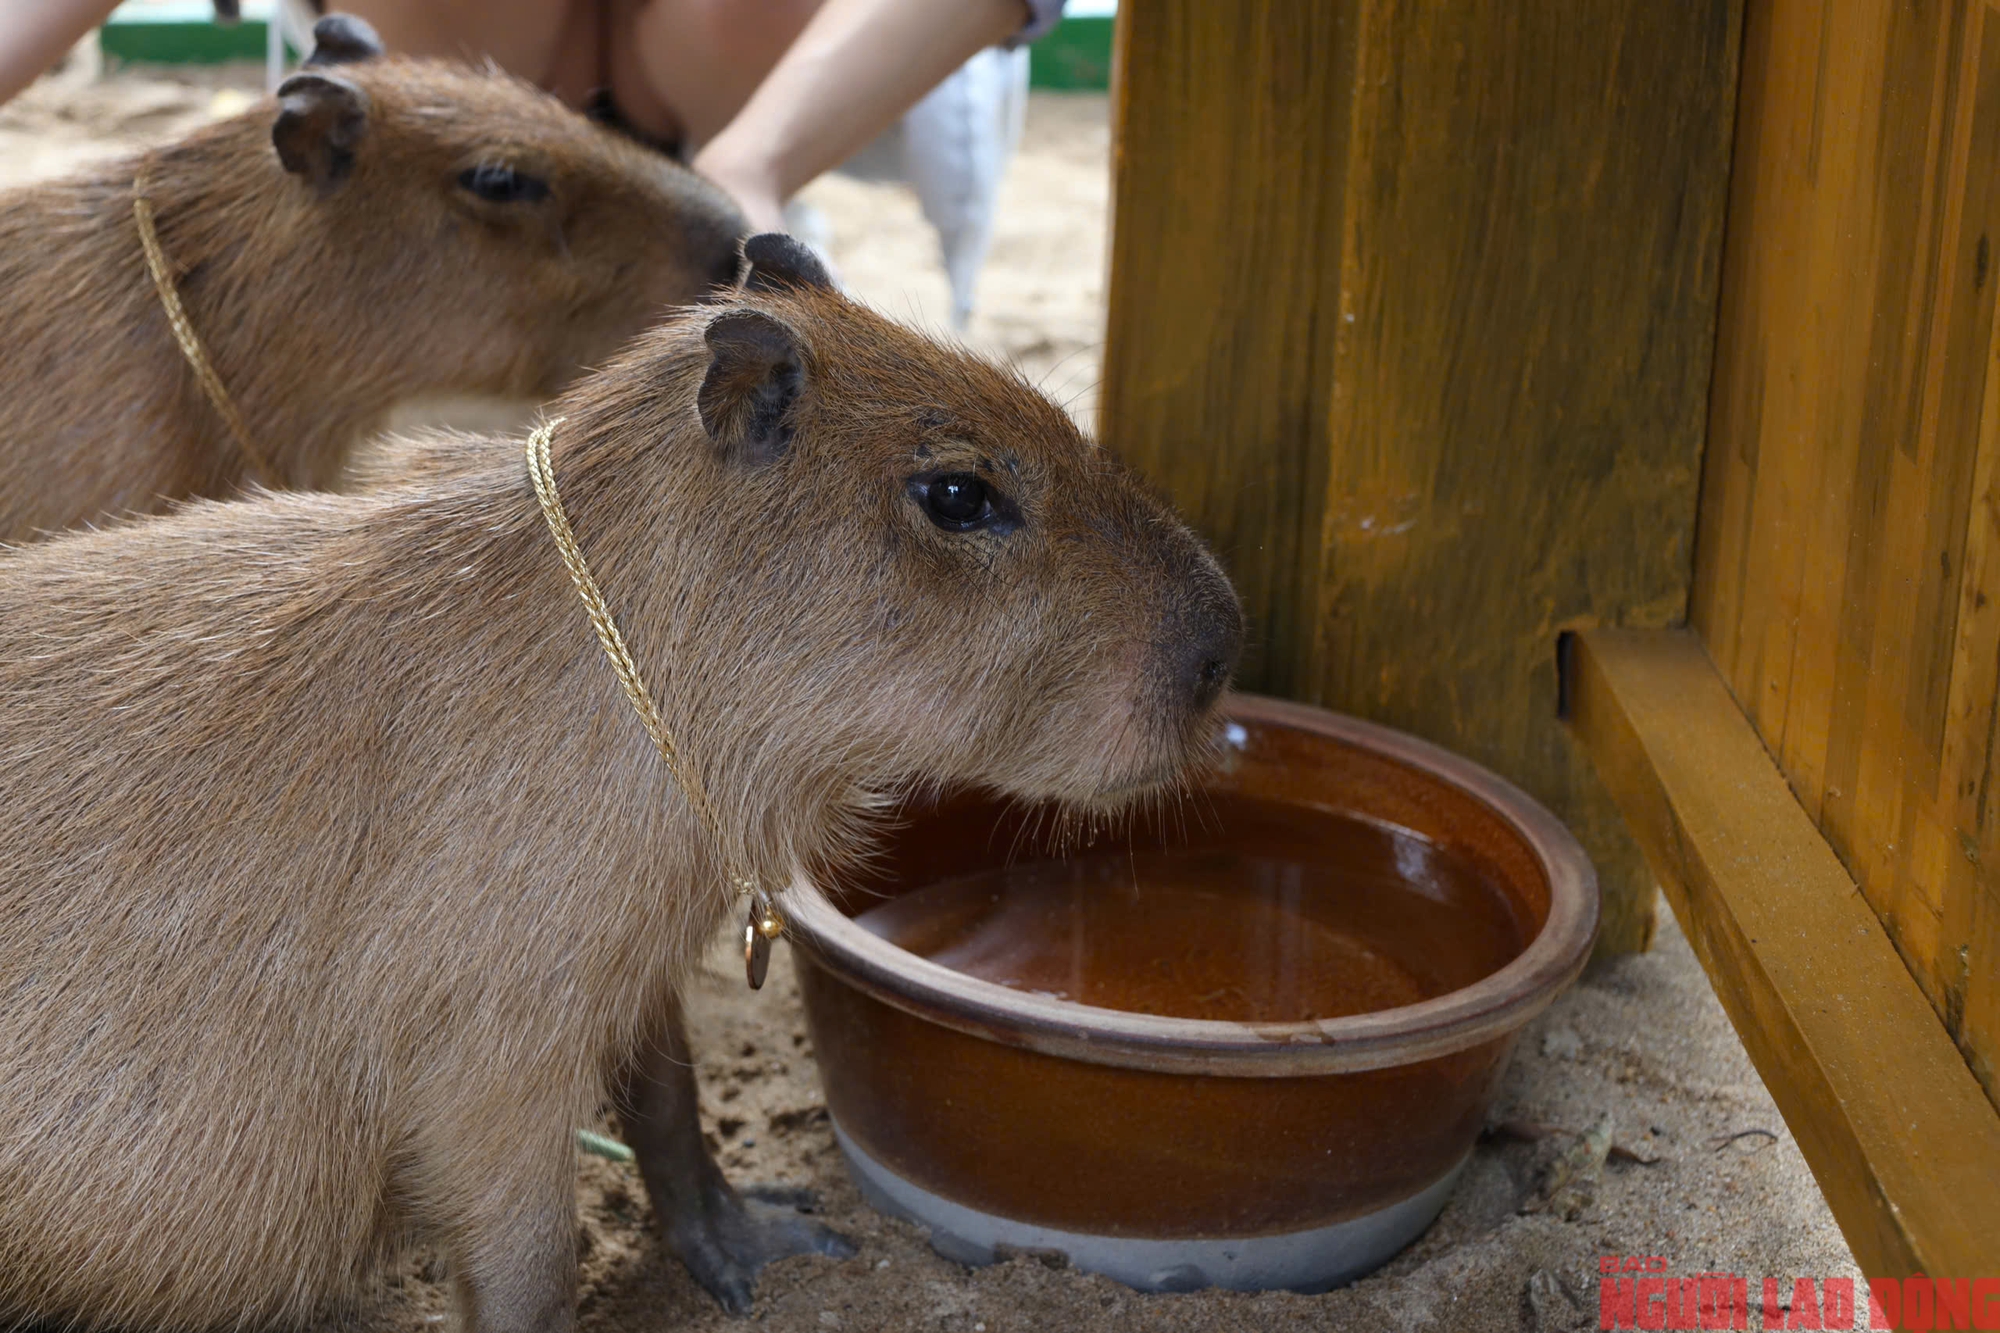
[780, 692, 1599, 1076]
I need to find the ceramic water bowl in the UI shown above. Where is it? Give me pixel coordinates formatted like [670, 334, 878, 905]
[781, 693, 1597, 1293]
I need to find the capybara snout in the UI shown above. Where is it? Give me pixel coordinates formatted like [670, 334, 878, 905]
[1160, 547, 1246, 716]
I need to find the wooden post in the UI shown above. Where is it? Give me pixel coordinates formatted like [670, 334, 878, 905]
[1102, 0, 1744, 952]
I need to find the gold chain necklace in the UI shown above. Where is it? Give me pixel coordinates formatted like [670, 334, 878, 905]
[526, 417, 785, 989]
[132, 173, 279, 489]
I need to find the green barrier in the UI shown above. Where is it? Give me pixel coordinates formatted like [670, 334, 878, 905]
[1030, 16, 1113, 91]
[99, 1, 286, 64]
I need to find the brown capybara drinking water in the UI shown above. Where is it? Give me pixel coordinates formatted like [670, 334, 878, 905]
[0, 235, 1244, 1333]
[0, 14, 744, 544]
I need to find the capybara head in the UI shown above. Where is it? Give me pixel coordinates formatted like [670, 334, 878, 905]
[0, 12, 749, 538]
[556, 235, 1243, 829]
[257, 14, 745, 397]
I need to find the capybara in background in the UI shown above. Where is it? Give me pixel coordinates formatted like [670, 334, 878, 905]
[0, 14, 744, 543]
[0, 236, 1244, 1333]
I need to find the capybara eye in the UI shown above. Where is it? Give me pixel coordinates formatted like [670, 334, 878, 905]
[923, 473, 991, 530]
[457, 164, 551, 205]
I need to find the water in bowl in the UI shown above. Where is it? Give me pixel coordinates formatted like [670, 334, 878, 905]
[853, 795, 1531, 1023]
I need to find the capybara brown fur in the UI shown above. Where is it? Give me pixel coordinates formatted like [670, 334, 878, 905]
[0, 236, 1243, 1333]
[0, 14, 744, 544]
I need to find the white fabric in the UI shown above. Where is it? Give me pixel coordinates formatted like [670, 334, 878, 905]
[833, 44, 1030, 328]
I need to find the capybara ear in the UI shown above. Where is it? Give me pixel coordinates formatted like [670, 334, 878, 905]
[741, 233, 834, 295]
[302, 14, 385, 67]
[698, 310, 806, 467]
[273, 72, 370, 194]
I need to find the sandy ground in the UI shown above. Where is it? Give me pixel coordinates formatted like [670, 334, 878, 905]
[1, 57, 1858, 1333]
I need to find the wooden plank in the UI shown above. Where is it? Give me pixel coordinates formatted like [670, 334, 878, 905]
[1955, 192, 2000, 1101]
[1908, 3, 1996, 788]
[1305, 0, 1743, 955]
[1951, 17, 2000, 1094]
[1691, 0, 2000, 1102]
[1872, 0, 1997, 1015]
[1813, 1, 1960, 906]
[1687, 0, 1796, 711]
[1103, 0, 1745, 954]
[1757, 0, 1898, 822]
[1829, 0, 1971, 999]
[1100, 0, 1355, 699]
[1911, 0, 2000, 1115]
[1565, 626, 2000, 1279]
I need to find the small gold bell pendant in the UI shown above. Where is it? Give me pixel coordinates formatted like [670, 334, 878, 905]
[744, 892, 785, 989]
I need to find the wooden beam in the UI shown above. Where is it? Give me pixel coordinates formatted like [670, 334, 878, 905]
[1101, 0, 1744, 953]
[1100, 0, 1353, 700]
[1565, 626, 2000, 1278]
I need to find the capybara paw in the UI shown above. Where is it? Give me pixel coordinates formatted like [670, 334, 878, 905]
[667, 1189, 856, 1315]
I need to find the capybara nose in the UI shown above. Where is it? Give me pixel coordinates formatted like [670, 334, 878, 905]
[1179, 588, 1244, 713]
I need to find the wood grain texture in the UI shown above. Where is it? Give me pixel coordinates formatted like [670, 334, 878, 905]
[1565, 627, 2000, 1280]
[1100, 0, 1355, 700]
[1693, 0, 2000, 1106]
[1102, 0, 1744, 953]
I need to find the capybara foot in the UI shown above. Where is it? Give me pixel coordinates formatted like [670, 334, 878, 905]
[664, 1183, 855, 1315]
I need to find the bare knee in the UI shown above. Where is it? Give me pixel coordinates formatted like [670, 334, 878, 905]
[338, 0, 576, 82]
[679, 0, 821, 70]
[630, 0, 822, 141]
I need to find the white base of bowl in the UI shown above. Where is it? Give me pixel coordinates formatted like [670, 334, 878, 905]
[831, 1119, 1467, 1294]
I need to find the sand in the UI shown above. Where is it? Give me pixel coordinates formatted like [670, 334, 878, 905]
[1, 57, 1859, 1333]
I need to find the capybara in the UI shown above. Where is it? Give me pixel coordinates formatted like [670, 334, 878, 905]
[0, 235, 1244, 1333]
[2, 15, 791, 1313]
[0, 14, 745, 544]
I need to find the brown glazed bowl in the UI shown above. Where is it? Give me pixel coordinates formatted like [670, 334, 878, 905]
[782, 693, 1597, 1293]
